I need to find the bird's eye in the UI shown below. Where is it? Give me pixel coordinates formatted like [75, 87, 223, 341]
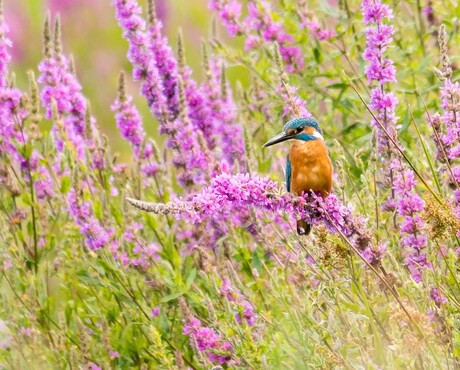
[295, 127, 303, 134]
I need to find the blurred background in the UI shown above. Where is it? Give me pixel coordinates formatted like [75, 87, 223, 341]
[5, 0, 215, 159]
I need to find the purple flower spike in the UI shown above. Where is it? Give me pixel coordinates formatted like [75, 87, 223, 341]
[68, 187, 115, 251]
[112, 72, 146, 158]
[183, 316, 233, 365]
[393, 161, 431, 282]
[220, 279, 257, 326]
[209, 0, 244, 37]
[37, 18, 92, 161]
[362, 0, 399, 159]
[362, 0, 429, 281]
[113, 0, 168, 123]
[201, 57, 245, 167]
[146, 2, 180, 120]
[244, 1, 304, 73]
[0, 7, 12, 89]
[128, 173, 381, 265]
[362, 0, 393, 24]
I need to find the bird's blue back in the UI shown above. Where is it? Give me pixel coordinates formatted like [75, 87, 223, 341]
[286, 156, 291, 192]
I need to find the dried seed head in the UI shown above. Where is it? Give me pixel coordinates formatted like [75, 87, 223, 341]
[43, 14, 52, 58]
[273, 42, 288, 85]
[148, 138, 162, 163]
[201, 41, 211, 82]
[243, 124, 255, 173]
[423, 196, 460, 243]
[390, 301, 433, 356]
[211, 17, 218, 40]
[377, 271, 398, 292]
[118, 71, 127, 102]
[177, 75, 188, 122]
[177, 29, 185, 70]
[438, 24, 452, 79]
[220, 63, 227, 100]
[69, 55, 76, 75]
[316, 227, 348, 270]
[273, 43, 301, 116]
[85, 103, 93, 141]
[7, 72, 15, 88]
[53, 15, 62, 57]
[147, 0, 157, 25]
[313, 344, 343, 369]
[27, 71, 40, 117]
[51, 99, 59, 120]
[126, 197, 197, 215]
[175, 350, 186, 370]
[178, 297, 191, 320]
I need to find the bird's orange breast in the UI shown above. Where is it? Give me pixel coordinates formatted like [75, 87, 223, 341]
[289, 140, 332, 197]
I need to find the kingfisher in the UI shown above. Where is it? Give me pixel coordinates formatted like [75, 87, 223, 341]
[263, 117, 333, 235]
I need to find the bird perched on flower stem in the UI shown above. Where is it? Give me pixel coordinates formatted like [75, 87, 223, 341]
[263, 117, 332, 235]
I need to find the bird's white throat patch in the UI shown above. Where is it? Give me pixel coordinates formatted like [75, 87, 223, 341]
[313, 130, 324, 140]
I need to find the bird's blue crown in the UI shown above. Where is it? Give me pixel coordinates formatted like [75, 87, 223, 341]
[283, 117, 323, 135]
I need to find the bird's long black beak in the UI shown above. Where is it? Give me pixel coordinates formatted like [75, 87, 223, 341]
[263, 131, 295, 147]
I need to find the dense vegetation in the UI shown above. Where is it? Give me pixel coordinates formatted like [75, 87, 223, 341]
[0, 0, 459, 368]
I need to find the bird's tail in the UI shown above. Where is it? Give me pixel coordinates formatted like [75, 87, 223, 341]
[296, 219, 312, 236]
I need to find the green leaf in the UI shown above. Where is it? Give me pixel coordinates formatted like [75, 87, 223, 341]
[160, 292, 183, 303]
[185, 268, 196, 290]
[110, 203, 124, 226]
[21, 192, 33, 207]
[60, 176, 71, 194]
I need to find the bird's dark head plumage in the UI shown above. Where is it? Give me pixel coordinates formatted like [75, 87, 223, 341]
[283, 117, 323, 135]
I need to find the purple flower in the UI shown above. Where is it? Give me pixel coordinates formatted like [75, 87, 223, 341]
[109, 350, 120, 359]
[301, 18, 336, 42]
[365, 59, 396, 84]
[183, 316, 233, 365]
[434, 75, 460, 195]
[112, 73, 157, 175]
[68, 188, 114, 251]
[146, 8, 179, 120]
[0, 7, 23, 159]
[151, 306, 160, 317]
[0, 9, 12, 88]
[361, 0, 393, 24]
[128, 173, 381, 264]
[393, 161, 430, 282]
[112, 94, 145, 156]
[278, 83, 312, 119]
[209, 0, 244, 37]
[114, 0, 214, 186]
[37, 26, 96, 163]
[369, 89, 398, 111]
[179, 64, 216, 151]
[243, 1, 304, 73]
[18, 327, 32, 337]
[423, 6, 433, 18]
[430, 288, 447, 307]
[362, 0, 429, 280]
[0, 87, 22, 157]
[113, 0, 168, 122]
[29, 151, 54, 200]
[220, 279, 257, 326]
[201, 57, 245, 167]
[361, 0, 399, 177]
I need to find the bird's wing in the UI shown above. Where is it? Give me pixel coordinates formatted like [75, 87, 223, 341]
[286, 155, 291, 192]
